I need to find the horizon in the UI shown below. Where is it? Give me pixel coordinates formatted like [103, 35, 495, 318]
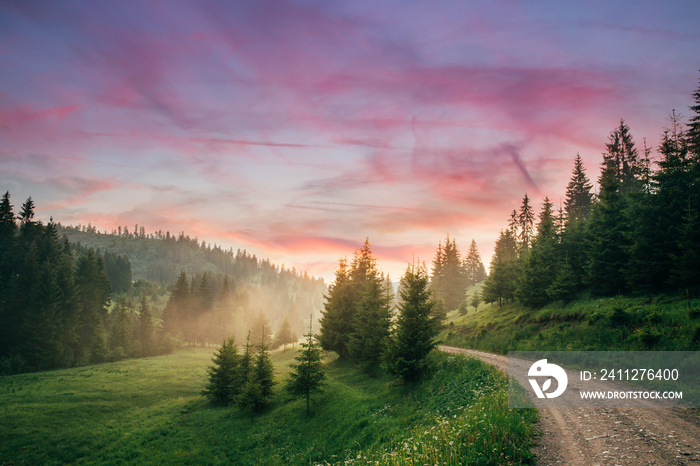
[2, 1, 700, 282]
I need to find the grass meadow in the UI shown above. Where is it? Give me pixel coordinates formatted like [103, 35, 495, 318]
[443, 286, 700, 354]
[0, 346, 537, 465]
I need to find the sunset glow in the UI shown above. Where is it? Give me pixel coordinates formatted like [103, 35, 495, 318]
[2, 1, 699, 280]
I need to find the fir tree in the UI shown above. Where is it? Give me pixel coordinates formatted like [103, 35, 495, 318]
[547, 258, 577, 302]
[202, 336, 239, 405]
[430, 236, 468, 311]
[670, 198, 700, 293]
[587, 163, 630, 296]
[517, 198, 558, 308]
[384, 261, 439, 382]
[441, 237, 466, 311]
[320, 238, 391, 368]
[318, 258, 354, 358]
[463, 239, 486, 286]
[233, 332, 253, 400]
[561, 181, 590, 287]
[274, 317, 295, 350]
[458, 300, 469, 316]
[20, 262, 63, 370]
[585, 123, 643, 296]
[601, 120, 643, 192]
[517, 194, 535, 253]
[0, 191, 16, 241]
[482, 230, 518, 306]
[348, 276, 392, 369]
[564, 154, 594, 223]
[19, 196, 35, 225]
[430, 241, 445, 302]
[286, 317, 325, 414]
[238, 329, 275, 420]
[685, 70, 700, 158]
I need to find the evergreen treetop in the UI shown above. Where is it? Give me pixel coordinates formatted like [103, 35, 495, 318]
[564, 154, 593, 223]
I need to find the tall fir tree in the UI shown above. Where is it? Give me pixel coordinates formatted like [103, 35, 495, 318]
[318, 257, 354, 358]
[564, 154, 594, 223]
[601, 120, 644, 192]
[441, 236, 467, 311]
[517, 194, 535, 254]
[348, 275, 392, 370]
[320, 238, 392, 369]
[431, 240, 445, 295]
[384, 261, 439, 382]
[482, 229, 519, 306]
[561, 155, 594, 287]
[463, 240, 487, 286]
[517, 198, 559, 308]
[586, 128, 635, 296]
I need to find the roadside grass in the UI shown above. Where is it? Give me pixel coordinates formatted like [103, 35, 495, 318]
[1, 346, 537, 465]
[442, 291, 700, 354]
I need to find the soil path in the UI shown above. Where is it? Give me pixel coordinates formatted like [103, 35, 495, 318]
[438, 345, 700, 465]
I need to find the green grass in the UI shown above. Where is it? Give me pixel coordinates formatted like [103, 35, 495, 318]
[1, 346, 537, 465]
[443, 292, 700, 353]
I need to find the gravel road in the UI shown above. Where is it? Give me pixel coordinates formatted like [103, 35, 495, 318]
[438, 345, 700, 465]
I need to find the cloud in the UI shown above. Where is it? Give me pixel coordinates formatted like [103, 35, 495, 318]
[3, 0, 697, 281]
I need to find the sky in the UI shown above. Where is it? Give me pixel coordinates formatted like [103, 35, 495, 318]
[1, 1, 699, 282]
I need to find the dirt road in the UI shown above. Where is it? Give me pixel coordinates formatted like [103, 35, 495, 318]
[439, 346, 700, 465]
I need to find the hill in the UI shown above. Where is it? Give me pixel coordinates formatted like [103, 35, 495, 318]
[57, 224, 326, 337]
[443, 284, 700, 353]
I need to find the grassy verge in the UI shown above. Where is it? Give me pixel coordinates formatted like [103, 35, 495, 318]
[1, 346, 537, 465]
[443, 292, 700, 353]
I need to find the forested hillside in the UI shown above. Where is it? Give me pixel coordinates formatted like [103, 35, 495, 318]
[0, 198, 326, 375]
[58, 224, 326, 341]
[58, 224, 323, 292]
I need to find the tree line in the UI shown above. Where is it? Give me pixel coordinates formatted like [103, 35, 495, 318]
[0, 194, 320, 374]
[430, 236, 486, 314]
[59, 223, 327, 340]
[481, 73, 700, 308]
[203, 240, 442, 418]
[203, 318, 325, 418]
[0, 194, 164, 373]
[319, 239, 441, 381]
[58, 223, 326, 307]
